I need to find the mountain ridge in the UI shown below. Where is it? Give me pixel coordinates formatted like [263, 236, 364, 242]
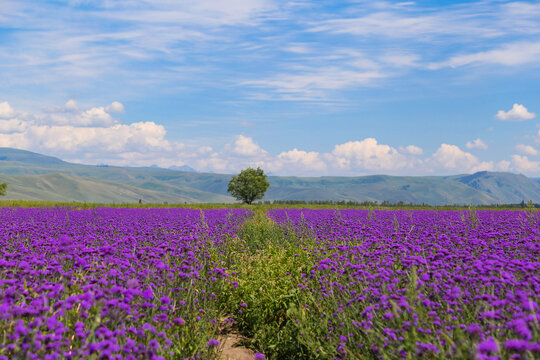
[0, 147, 539, 205]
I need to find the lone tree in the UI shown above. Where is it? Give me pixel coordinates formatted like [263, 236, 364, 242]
[0, 182, 7, 196]
[227, 167, 270, 204]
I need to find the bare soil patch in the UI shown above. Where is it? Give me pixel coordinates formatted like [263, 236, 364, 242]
[218, 333, 255, 360]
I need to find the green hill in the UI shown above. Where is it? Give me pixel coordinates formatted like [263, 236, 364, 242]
[0, 147, 539, 205]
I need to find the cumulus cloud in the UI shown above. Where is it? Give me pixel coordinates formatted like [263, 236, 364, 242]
[510, 155, 540, 173]
[278, 148, 326, 172]
[400, 145, 423, 155]
[2, 99, 540, 176]
[0, 121, 169, 152]
[41, 100, 123, 126]
[496, 104, 536, 122]
[0, 102, 15, 118]
[0, 119, 27, 133]
[75, 107, 116, 126]
[199, 138, 540, 176]
[64, 99, 79, 112]
[497, 160, 511, 172]
[431, 144, 493, 173]
[197, 137, 426, 176]
[0, 101, 178, 166]
[197, 146, 213, 154]
[331, 138, 410, 170]
[229, 135, 266, 156]
[105, 101, 125, 114]
[466, 138, 488, 150]
[515, 144, 538, 156]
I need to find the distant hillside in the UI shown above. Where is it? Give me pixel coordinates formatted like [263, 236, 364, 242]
[0, 148, 67, 166]
[169, 165, 197, 172]
[265, 175, 497, 205]
[450, 171, 540, 204]
[1, 147, 539, 205]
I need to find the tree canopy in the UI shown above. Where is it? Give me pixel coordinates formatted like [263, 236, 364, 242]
[0, 182, 7, 196]
[227, 167, 270, 204]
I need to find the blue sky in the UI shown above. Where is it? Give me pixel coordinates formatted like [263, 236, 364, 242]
[0, 0, 539, 176]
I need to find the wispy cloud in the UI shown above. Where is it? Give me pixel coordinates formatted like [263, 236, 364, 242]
[2, 0, 540, 103]
[429, 41, 540, 69]
[309, 1, 540, 40]
[243, 67, 385, 101]
[309, 11, 497, 40]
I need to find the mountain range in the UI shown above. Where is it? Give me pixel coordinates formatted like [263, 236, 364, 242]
[0, 147, 539, 205]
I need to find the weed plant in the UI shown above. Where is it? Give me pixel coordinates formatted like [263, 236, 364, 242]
[210, 210, 316, 359]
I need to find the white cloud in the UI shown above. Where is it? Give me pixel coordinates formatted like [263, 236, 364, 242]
[76, 107, 116, 126]
[400, 145, 423, 155]
[431, 144, 493, 172]
[380, 53, 419, 67]
[197, 146, 213, 154]
[103, 0, 276, 27]
[278, 148, 326, 171]
[230, 135, 266, 156]
[41, 101, 126, 127]
[105, 101, 125, 114]
[496, 160, 511, 172]
[0, 100, 181, 167]
[331, 138, 410, 171]
[429, 42, 540, 69]
[0, 102, 15, 118]
[244, 68, 384, 100]
[496, 104, 536, 122]
[510, 155, 540, 173]
[4, 100, 540, 176]
[0, 119, 27, 133]
[237, 120, 254, 127]
[0, 122, 169, 152]
[466, 138, 488, 150]
[64, 99, 79, 112]
[309, 11, 493, 39]
[43, 107, 116, 127]
[515, 144, 538, 156]
[196, 155, 230, 173]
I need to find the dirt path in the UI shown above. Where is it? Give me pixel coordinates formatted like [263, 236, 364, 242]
[219, 333, 255, 360]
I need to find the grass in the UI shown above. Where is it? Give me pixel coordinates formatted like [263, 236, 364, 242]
[0, 199, 537, 211]
[207, 210, 317, 358]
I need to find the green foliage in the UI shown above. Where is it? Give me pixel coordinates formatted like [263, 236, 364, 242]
[227, 167, 270, 204]
[0, 182, 6, 196]
[211, 211, 316, 359]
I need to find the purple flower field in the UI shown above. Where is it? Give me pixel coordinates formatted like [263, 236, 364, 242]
[0, 207, 251, 359]
[1, 207, 539, 359]
[269, 209, 540, 359]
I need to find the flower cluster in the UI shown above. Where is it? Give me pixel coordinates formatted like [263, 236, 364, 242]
[269, 209, 540, 359]
[0, 207, 251, 359]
